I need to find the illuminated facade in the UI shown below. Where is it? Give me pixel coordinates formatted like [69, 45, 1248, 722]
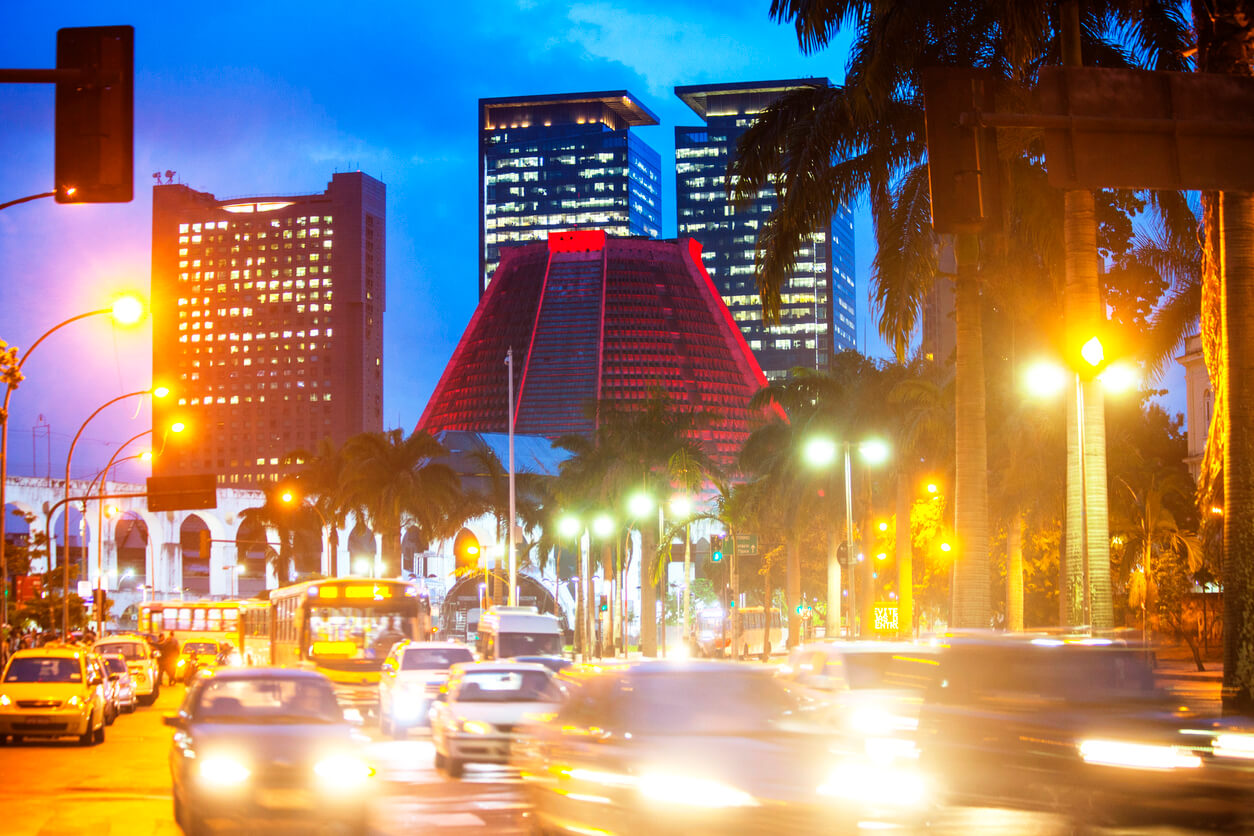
[479, 91, 662, 294]
[675, 79, 856, 378]
[151, 172, 385, 487]
[420, 231, 768, 468]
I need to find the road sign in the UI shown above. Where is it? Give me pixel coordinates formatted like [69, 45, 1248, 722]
[734, 534, 758, 557]
[147, 474, 217, 511]
[873, 603, 899, 634]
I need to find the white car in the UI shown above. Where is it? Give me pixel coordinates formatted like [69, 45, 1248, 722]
[94, 635, 160, 706]
[430, 661, 562, 778]
[378, 640, 475, 738]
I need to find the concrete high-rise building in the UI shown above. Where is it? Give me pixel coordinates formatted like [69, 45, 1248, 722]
[675, 79, 856, 379]
[479, 91, 662, 294]
[151, 172, 385, 487]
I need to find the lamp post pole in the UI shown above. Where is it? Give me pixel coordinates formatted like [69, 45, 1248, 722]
[506, 348, 517, 606]
[1, 306, 131, 638]
[844, 443, 857, 638]
[89, 430, 153, 637]
[62, 389, 154, 638]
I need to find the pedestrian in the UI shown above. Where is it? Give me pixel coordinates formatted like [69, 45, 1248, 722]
[159, 632, 180, 685]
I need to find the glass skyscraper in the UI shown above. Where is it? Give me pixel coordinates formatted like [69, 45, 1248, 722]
[479, 91, 662, 294]
[675, 79, 856, 378]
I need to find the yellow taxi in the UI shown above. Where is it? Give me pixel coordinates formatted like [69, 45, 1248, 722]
[0, 646, 109, 745]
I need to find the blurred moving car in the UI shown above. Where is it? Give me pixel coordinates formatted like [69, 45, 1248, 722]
[165, 668, 374, 834]
[515, 660, 928, 835]
[0, 646, 109, 745]
[377, 640, 474, 738]
[95, 634, 160, 706]
[917, 636, 1247, 828]
[101, 653, 137, 715]
[178, 640, 228, 684]
[430, 661, 562, 778]
[512, 655, 573, 676]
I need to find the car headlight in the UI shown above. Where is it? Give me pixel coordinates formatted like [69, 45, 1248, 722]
[1214, 732, 1254, 760]
[818, 761, 929, 808]
[1078, 739, 1202, 770]
[177, 658, 187, 668]
[461, 720, 493, 735]
[198, 756, 251, 786]
[314, 754, 375, 788]
[0, 694, 11, 708]
[639, 773, 758, 808]
[67, 695, 82, 708]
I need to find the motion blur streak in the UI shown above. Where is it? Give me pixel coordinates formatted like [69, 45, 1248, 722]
[1077, 739, 1203, 770]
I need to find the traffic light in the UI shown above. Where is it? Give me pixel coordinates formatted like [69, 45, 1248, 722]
[55, 26, 134, 203]
[599, 595, 608, 613]
[198, 529, 211, 559]
[711, 535, 724, 563]
[453, 528, 481, 576]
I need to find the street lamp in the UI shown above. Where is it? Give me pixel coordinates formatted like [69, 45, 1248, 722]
[805, 436, 891, 638]
[62, 386, 169, 638]
[277, 487, 331, 575]
[0, 294, 145, 634]
[1024, 338, 1138, 630]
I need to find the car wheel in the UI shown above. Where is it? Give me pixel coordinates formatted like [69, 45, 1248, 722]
[93, 718, 106, 745]
[434, 750, 446, 770]
[106, 705, 116, 726]
[125, 701, 136, 714]
[445, 757, 464, 779]
[79, 726, 94, 746]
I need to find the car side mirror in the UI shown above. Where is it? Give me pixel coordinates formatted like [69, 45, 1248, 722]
[88, 675, 102, 687]
[162, 713, 186, 729]
[109, 673, 121, 681]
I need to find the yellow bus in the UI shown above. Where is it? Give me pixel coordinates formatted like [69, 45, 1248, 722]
[267, 578, 433, 717]
[139, 601, 244, 656]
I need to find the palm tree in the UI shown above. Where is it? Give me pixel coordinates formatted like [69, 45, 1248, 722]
[339, 429, 461, 578]
[731, 0, 1188, 628]
[287, 437, 350, 576]
[239, 480, 321, 583]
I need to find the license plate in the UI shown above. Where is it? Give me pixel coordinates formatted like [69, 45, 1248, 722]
[24, 717, 57, 725]
[256, 788, 311, 810]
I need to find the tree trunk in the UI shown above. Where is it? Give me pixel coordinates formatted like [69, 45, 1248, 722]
[860, 480, 875, 633]
[1222, 190, 1254, 713]
[1007, 506, 1024, 632]
[763, 555, 773, 661]
[896, 476, 913, 638]
[827, 510, 842, 639]
[952, 233, 991, 628]
[786, 533, 801, 648]
[640, 525, 658, 656]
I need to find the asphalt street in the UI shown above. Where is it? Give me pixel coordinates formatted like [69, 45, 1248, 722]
[0, 685, 529, 836]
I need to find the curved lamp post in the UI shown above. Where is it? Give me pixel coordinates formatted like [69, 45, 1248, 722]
[0, 295, 143, 638]
[61, 386, 168, 637]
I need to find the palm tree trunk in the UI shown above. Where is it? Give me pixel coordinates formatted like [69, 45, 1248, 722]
[1007, 506, 1024, 632]
[953, 233, 990, 628]
[640, 525, 658, 656]
[786, 533, 801, 648]
[1222, 190, 1254, 712]
[763, 553, 773, 661]
[860, 482, 875, 633]
[896, 476, 913, 638]
[1063, 189, 1113, 630]
[827, 511, 842, 638]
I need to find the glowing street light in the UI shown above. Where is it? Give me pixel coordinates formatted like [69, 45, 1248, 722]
[0, 293, 147, 631]
[558, 515, 582, 539]
[804, 437, 838, 467]
[591, 514, 614, 539]
[628, 492, 654, 519]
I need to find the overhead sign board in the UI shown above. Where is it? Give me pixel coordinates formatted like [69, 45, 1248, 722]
[147, 474, 217, 511]
[734, 534, 758, 557]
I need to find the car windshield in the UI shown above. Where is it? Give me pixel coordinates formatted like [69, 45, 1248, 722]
[96, 641, 146, 660]
[402, 647, 473, 670]
[498, 632, 562, 658]
[4, 657, 83, 683]
[104, 657, 128, 675]
[183, 642, 218, 655]
[625, 672, 801, 734]
[193, 678, 342, 724]
[455, 670, 559, 703]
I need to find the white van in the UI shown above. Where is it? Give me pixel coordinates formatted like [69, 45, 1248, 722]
[477, 606, 563, 660]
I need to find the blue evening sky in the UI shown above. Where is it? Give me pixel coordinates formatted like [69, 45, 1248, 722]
[0, 1, 1184, 484]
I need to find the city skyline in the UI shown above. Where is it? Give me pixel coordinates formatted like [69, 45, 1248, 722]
[0, 2, 1183, 486]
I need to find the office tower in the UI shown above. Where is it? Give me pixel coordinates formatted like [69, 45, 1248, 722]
[479, 91, 662, 294]
[420, 231, 768, 469]
[151, 172, 385, 487]
[675, 79, 856, 378]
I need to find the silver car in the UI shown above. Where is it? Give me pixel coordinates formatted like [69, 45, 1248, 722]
[101, 653, 136, 714]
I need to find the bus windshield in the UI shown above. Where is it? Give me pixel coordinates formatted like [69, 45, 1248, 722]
[308, 606, 415, 662]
